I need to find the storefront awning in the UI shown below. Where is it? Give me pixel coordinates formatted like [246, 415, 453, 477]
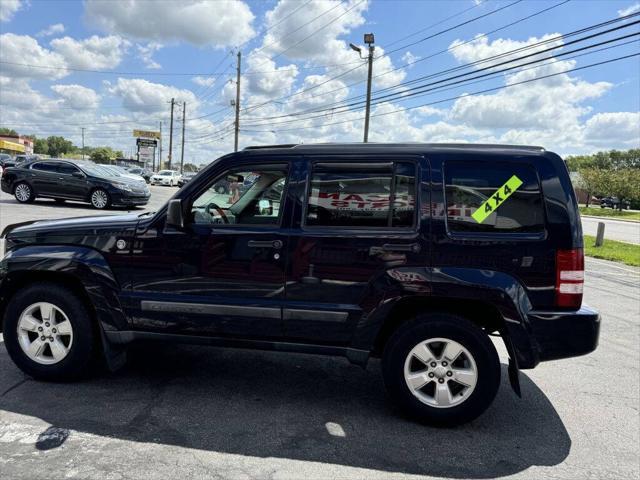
[0, 139, 25, 153]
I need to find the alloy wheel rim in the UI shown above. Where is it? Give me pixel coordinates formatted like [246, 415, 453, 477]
[403, 337, 478, 408]
[91, 190, 107, 208]
[15, 184, 30, 202]
[17, 302, 74, 365]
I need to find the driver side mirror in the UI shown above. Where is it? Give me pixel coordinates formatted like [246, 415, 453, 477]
[72, 171, 85, 178]
[166, 199, 185, 230]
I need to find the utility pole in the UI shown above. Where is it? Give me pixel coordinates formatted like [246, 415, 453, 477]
[234, 51, 241, 152]
[81, 127, 85, 160]
[168, 98, 175, 170]
[363, 33, 375, 143]
[349, 33, 375, 142]
[156, 121, 162, 172]
[180, 101, 186, 174]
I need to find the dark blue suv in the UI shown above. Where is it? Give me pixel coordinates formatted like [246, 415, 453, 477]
[0, 143, 600, 426]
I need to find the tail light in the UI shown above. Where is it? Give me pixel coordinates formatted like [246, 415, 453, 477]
[555, 248, 584, 309]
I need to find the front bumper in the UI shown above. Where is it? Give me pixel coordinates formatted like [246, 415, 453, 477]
[528, 305, 601, 363]
[110, 191, 150, 206]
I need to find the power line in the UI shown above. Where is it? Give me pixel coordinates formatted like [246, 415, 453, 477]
[238, 18, 640, 126]
[236, 0, 535, 117]
[243, 0, 572, 116]
[226, 53, 640, 135]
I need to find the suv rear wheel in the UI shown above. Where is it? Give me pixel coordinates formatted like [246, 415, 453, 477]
[382, 313, 500, 427]
[14, 182, 34, 203]
[2, 283, 96, 381]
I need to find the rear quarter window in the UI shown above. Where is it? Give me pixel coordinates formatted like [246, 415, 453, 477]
[444, 161, 545, 234]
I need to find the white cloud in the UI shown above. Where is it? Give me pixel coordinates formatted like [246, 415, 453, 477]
[137, 42, 163, 70]
[449, 33, 563, 70]
[0, 33, 68, 80]
[192, 76, 216, 87]
[618, 2, 640, 16]
[36, 23, 65, 38]
[51, 35, 129, 70]
[583, 112, 640, 148]
[0, 0, 23, 22]
[51, 84, 100, 110]
[245, 51, 298, 99]
[85, 0, 255, 47]
[401, 51, 420, 67]
[107, 78, 198, 113]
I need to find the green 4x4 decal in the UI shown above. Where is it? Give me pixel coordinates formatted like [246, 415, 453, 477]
[471, 175, 523, 224]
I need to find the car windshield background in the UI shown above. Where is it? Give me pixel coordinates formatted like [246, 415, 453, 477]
[158, 171, 173, 176]
[76, 163, 116, 178]
[444, 161, 545, 233]
[191, 165, 288, 226]
[305, 161, 416, 228]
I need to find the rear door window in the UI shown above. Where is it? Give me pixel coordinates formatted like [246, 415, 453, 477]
[31, 162, 59, 172]
[444, 162, 544, 234]
[305, 161, 416, 228]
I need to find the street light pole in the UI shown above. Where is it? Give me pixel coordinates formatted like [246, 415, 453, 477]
[81, 127, 85, 160]
[351, 33, 375, 143]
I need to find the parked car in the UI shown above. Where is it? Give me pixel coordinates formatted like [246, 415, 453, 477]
[600, 196, 631, 210]
[0, 144, 600, 427]
[177, 171, 197, 187]
[0, 159, 150, 209]
[0, 153, 12, 175]
[150, 170, 181, 186]
[101, 165, 147, 184]
[126, 167, 152, 183]
[1, 154, 38, 171]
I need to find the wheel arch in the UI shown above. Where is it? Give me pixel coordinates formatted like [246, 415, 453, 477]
[370, 296, 505, 357]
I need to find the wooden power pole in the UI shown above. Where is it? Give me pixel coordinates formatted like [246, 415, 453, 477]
[234, 51, 241, 152]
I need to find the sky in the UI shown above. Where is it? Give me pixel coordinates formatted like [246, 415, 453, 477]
[0, 0, 639, 165]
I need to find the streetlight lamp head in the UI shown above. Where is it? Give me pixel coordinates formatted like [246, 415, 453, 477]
[364, 33, 374, 45]
[349, 43, 361, 53]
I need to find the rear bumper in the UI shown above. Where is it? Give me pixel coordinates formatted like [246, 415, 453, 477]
[527, 305, 601, 363]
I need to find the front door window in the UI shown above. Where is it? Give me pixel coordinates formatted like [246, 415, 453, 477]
[191, 166, 288, 226]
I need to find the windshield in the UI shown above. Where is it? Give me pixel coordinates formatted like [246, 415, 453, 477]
[76, 163, 118, 177]
[158, 170, 173, 176]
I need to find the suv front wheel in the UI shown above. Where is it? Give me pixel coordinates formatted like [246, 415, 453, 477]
[382, 313, 500, 427]
[2, 283, 96, 381]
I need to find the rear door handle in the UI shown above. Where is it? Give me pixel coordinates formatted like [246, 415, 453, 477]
[248, 239, 283, 249]
[370, 243, 421, 255]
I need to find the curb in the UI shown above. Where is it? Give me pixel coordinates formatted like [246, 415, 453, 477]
[581, 215, 640, 224]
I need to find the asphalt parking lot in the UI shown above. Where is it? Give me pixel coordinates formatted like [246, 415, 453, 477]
[0, 186, 638, 480]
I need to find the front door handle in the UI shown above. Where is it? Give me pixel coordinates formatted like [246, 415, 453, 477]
[248, 239, 283, 249]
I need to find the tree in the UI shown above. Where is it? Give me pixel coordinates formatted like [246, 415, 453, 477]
[33, 138, 49, 154]
[566, 148, 640, 171]
[90, 147, 114, 164]
[46, 136, 74, 157]
[0, 127, 18, 136]
[579, 168, 608, 207]
[183, 163, 199, 172]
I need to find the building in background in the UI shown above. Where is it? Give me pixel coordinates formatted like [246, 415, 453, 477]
[0, 134, 34, 155]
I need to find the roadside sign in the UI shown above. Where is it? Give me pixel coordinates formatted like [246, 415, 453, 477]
[137, 138, 157, 147]
[133, 129, 160, 139]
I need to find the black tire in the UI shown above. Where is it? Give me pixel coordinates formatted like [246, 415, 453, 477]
[13, 181, 35, 203]
[90, 188, 111, 209]
[382, 313, 500, 427]
[2, 282, 96, 381]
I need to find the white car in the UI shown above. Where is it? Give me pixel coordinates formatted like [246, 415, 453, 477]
[150, 170, 182, 186]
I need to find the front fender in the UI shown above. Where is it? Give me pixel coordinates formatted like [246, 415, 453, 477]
[0, 244, 129, 332]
